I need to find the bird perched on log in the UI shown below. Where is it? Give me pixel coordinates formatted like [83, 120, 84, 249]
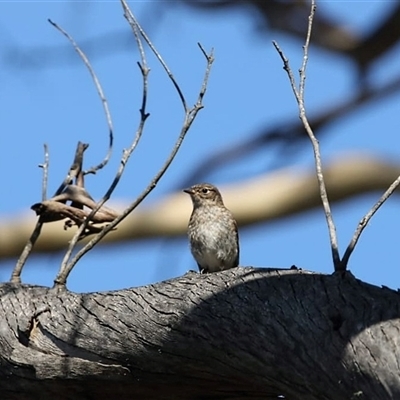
[183, 183, 239, 273]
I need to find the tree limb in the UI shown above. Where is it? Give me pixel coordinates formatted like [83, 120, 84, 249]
[273, 0, 340, 272]
[1, 268, 399, 399]
[1, 153, 400, 261]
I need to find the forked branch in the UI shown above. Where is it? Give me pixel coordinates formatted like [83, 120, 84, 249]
[272, 0, 341, 271]
[54, 18, 151, 287]
[53, 2, 214, 288]
[120, 0, 188, 112]
[11, 144, 49, 283]
[341, 174, 400, 270]
[48, 20, 114, 176]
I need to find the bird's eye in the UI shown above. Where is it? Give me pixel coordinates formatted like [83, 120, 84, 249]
[201, 188, 209, 194]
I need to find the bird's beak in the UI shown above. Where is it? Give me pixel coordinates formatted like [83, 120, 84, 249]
[183, 188, 193, 195]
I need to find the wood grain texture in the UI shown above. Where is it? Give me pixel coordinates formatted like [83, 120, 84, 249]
[0, 267, 399, 399]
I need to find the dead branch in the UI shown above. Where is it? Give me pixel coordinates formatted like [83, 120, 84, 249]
[48, 19, 114, 176]
[11, 142, 92, 282]
[179, 73, 400, 187]
[273, 0, 340, 271]
[39, 144, 49, 201]
[2, 269, 400, 399]
[10, 144, 50, 283]
[341, 174, 400, 270]
[53, 3, 151, 287]
[52, 0, 215, 288]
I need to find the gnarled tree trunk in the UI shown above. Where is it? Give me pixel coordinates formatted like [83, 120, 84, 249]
[0, 267, 399, 399]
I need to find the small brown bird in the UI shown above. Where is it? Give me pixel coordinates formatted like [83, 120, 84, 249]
[183, 183, 239, 273]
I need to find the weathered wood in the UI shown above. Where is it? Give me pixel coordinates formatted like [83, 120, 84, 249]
[0, 267, 399, 400]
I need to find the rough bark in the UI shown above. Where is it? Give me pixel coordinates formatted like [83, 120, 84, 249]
[0, 267, 399, 400]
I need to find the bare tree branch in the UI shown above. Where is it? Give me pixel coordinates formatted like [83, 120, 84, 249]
[11, 142, 90, 282]
[55, 58, 149, 287]
[39, 143, 49, 201]
[48, 19, 114, 176]
[179, 73, 400, 188]
[341, 175, 400, 270]
[272, 0, 340, 272]
[2, 269, 400, 399]
[8, 2, 400, 75]
[180, 0, 400, 75]
[51, 1, 215, 288]
[54, 141, 89, 196]
[121, 0, 188, 112]
[10, 144, 50, 283]
[52, 1, 201, 288]
[53, 5, 152, 286]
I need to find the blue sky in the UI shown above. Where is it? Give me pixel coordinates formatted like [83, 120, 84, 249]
[1, 1, 400, 292]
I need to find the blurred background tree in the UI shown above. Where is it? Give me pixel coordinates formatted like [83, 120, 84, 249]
[1, 0, 400, 291]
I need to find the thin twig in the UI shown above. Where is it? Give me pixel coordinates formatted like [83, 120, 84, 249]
[272, 0, 341, 271]
[40, 143, 49, 201]
[196, 42, 214, 104]
[120, 0, 188, 113]
[54, 4, 151, 287]
[12, 140, 89, 283]
[121, 0, 149, 125]
[178, 72, 400, 190]
[53, 10, 151, 279]
[53, 3, 214, 288]
[341, 175, 400, 270]
[10, 224, 43, 284]
[11, 145, 50, 283]
[54, 141, 88, 196]
[48, 19, 114, 176]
